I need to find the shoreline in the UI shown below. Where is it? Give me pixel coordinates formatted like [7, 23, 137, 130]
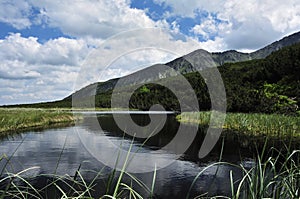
[176, 112, 300, 140]
[1, 108, 299, 141]
[0, 108, 82, 136]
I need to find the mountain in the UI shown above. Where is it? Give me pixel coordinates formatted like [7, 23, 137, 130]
[251, 31, 300, 59]
[167, 31, 300, 72]
[110, 42, 300, 114]
[5, 31, 300, 114]
[65, 31, 300, 100]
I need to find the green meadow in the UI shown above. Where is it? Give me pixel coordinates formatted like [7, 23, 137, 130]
[177, 112, 300, 139]
[0, 108, 80, 135]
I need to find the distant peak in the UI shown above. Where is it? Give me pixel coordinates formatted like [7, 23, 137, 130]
[184, 49, 210, 57]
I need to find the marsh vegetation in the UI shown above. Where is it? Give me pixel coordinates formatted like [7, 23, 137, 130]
[0, 108, 79, 135]
[177, 112, 300, 139]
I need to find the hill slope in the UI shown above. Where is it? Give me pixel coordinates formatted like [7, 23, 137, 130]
[4, 31, 300, 114]
[108, 43, 300, 114]
[73, 30, 300, 97]
[10, 42, 300, 115]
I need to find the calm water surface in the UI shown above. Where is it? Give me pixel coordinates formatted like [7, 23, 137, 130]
[0, 113, 255, 198]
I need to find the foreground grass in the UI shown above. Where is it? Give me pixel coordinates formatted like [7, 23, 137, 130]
[0, 108, 81, 135]
[0, 135, 156, 199]
[0, 144, 299, 198]
[177, 112, 300, 139]
[189, 146, 300, 199]
[0, 110, 299, 198]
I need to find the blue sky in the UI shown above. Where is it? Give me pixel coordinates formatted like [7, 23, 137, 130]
[0, 0, 300, 105]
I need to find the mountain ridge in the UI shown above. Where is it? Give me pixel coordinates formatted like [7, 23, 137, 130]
[70, 30, 300, 99]
[3, 31, 300, 109]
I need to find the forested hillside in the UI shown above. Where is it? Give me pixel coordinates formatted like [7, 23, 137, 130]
[9, 42, 299, 115]
[125, 43, 300, 114]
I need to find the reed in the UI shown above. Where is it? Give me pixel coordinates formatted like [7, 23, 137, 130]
[187, 142, 300, 199]
[0, 110, 299, 198]
[0, 139, 299, 198]
[226, 145, 300, 199]
[0, 108, 80, 135]
[177, 112, 300, 139]
[0, 136, 156, 199]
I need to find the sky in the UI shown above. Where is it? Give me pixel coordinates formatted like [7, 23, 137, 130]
[0, 0, 300, 105]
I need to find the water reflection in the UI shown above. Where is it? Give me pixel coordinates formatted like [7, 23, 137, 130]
[0, 113, 253, 198]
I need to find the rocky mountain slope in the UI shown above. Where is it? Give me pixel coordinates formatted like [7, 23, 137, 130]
[4, 31, 300, 109]
[69, 31, 300, 98]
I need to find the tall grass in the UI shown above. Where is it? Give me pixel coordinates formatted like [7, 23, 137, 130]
[177, 112, 300, 139]
[187, 142, 300, 199]
[0, 110, 299, 198]
[0, 134, 156, 199]
[0, 140, 299, 198]
[2, 150, 298, 198]
[228, 145, 300, 198]
[0, 108, 80, 135]
[0, 168, 155, 199]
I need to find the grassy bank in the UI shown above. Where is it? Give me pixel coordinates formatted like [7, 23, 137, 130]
[177, 112, 300, 139]
[0, 142, 299, 198]
[0, 108, 80, 135]
[189, 146, 300, 198]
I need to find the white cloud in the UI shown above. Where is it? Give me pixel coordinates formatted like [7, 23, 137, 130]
[153, 0, 223, 17]
[28, 0, 167, 39]
[0, 60, 41, 80]
[0, 33, 89, 66]
[75, 28, 227, 90]
[0, 0, 170, 39]
[191, 14, 231, 40]
[217, 0, 300, 49]
[0, 30, 225, 105]
[0, 33, 40, 64]
[0, 0, 228, 105]
[260, 0, 300, 32]
[0, 0, 32, 29]
[1, 0, 299, 105]
[0, 33, 90, 105]
[156, 0, 300, 50]
[2, 0, 300, 51]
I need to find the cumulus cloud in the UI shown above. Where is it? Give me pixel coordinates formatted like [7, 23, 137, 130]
[0, 33, 90, 105]
[0, 61, 41, 80]
[219, 0, 300, 49]
[1, 0, 170, 39]
[1, 0, 299, 105]
[0, 0, 227, 105]
[0, 30, 224, 104]
[191, 14, 231, 40]
[260, 0, 300, 32]
[27, 0, 167, 39]
[153, 0, 223, 17]
[155, 0, 300, 50]
[75, 28, 227, 90]
[0, 33, 89, 66]
[0, 0, 32, 29]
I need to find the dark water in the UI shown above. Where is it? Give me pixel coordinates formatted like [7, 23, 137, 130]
[0, 113, 256, 198]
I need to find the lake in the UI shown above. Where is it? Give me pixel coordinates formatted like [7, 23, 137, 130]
[0, 112, 256, 198]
